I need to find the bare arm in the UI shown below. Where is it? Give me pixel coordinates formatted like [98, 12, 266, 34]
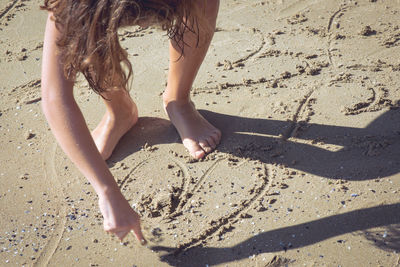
[41, 14, 145, 242]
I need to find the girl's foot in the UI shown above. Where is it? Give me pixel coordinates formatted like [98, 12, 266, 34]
[92, 92, 138, 160]
[163, 93, 221, 159]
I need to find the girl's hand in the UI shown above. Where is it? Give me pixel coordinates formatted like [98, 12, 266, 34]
[98, 188, 146, 244]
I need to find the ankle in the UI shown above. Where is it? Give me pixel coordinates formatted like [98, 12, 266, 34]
[104, 101, 138, 123]
[162, 91, 191, 107]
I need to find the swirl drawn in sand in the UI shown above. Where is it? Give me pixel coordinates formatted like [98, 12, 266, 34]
[341, 86, 398, 116]
[191, 18, 332, 97]
[327, 1, 400, 67]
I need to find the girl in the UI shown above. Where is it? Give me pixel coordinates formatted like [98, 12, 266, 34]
[41, 0, 220, 243]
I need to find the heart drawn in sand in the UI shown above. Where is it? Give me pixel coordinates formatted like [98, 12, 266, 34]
[116, 152, 271, 253]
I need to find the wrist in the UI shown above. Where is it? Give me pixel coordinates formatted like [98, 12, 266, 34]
[97, 184, 130, 210]
[95, 182, 122, 200]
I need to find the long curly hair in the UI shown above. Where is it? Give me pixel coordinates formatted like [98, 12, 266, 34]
[41, 0, 205, 94]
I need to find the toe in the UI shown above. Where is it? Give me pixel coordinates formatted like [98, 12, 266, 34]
[183, 139, 206, 159]
[215, 129, 222, 140]
[194, 150, 206, 159]
[206, 136, 217, 149]
[210, 131, 221, 146]
[199, 139, 213, 154]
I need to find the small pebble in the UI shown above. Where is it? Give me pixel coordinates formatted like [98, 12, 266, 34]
[24, 132, 35, 140]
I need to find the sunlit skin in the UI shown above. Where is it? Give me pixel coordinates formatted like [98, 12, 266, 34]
[41, 0, 220, 242]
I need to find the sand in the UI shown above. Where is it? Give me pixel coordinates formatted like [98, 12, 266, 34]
[1, 0, 400, 266]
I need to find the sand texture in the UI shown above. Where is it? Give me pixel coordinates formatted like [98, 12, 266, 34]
[1, 0, 400, 266]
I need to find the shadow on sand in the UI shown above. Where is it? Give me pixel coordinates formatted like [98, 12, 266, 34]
[113, 108, 400, 181]
[110, 108, 399, 266]
[152, 204, 400, 266]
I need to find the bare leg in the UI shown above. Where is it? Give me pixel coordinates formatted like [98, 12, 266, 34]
[92, 89, 138, 160]
[163, 0, 221, 159]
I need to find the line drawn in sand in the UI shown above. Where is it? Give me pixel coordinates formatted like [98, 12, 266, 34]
[277, 0, 322, 19]
[326, 4, 350, 68]
[34, 142, 67, 267]
[0, 0, 19, 21]
[7, 78, 42, 105]
[213, 26, 266, 71]
[284, 89, 316, 139]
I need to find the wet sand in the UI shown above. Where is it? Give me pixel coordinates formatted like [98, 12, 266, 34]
[0, 0, 399, 266]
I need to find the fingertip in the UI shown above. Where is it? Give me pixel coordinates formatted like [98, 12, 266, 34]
[116, 231, 129, 241]
[214, 130, 222, 141]
[211, 131, 221, 144]
[131, 228, 146, 245]
[210, 140, 217, 149]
